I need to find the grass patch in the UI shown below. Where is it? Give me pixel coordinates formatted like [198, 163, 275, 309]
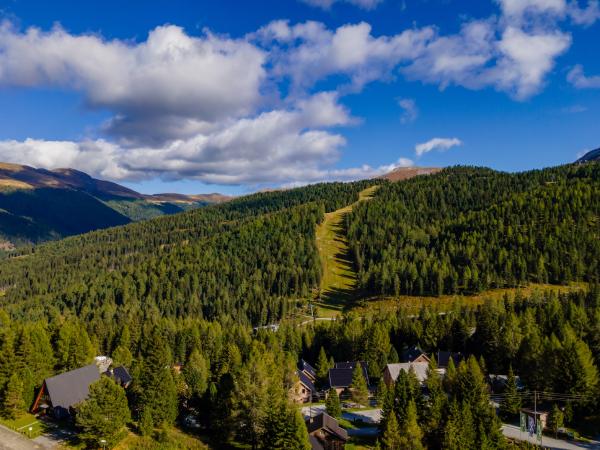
[114, 427, 208, 450]
[314, 186, 378, 316]
[0, 413, 46, 438]
[353, 282, 588, 316]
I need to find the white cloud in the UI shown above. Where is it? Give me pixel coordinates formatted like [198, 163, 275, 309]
[567, 64, 600, 88]
[0, 22, 266, 145]
[300, 0, 384, 10]
[568, 0, 600, 26]
[397, 98, 418, 123]
[254, 20, 434, 91]
[415, 138, 462, 157]
[497, 0, 567, 19]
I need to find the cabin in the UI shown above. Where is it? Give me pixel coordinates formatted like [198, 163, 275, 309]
[32, 362, 133, 419]
[328, 361, 369, 395]
[401, 345, 431, 363]
[521, 408, 549, 432]
[291, 370, 317, 403]
[305, 412, 348, 450]
[383, 362, 430, 386]
[299, 359, 317, 383]
[31, 364, 101, 419]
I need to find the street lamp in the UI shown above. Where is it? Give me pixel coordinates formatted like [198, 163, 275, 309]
[100, 438, 107, 450]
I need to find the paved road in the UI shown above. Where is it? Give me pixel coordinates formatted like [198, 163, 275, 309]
[502, 424, 600, 450]
[0, 424, 44, 450]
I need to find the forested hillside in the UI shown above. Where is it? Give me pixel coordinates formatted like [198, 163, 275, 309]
[0, 163, 228, 248]
[348, 164, 600, 297]
[0, 180, 376, 329]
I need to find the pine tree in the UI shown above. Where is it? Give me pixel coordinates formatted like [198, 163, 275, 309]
[398, 400, 424, 450]
[350, 363, 369, 406]
[424, 359, 445, 448]
[138, 330, 178, 426]
[75, 377, 131, 447]
[315, 347, 330, 385]
[138, 407, 154, 436]
[381, 410, 402, 450]
[547, 404, 564, 438]
[184, 349, 210, 398]
[499, 365, 521, 420]
[274, 404, 311, 450]
[376, 378, 388, 407]
[325, 388, 342, 418]
[1, 373, 25, 419]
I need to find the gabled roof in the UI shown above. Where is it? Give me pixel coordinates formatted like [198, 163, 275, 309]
[305, 412, 348, 441]
[45, 364, 100, 410]
[106, 366, 132, 386]
[401, 345, 429, 363]
[298, 370, 316, 393]
[385, 362, 430, 383]
[328, 362, 369, 388]
[299, 359, 317, 379]
[436, 351, 462, 368]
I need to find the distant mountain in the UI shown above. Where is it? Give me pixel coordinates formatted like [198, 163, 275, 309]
[0, 162, 230, 249]
[576, 148, 600, 163]
[379, 166, 441, 182]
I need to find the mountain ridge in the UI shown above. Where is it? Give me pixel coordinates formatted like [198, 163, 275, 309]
[0, 162, 231, 248]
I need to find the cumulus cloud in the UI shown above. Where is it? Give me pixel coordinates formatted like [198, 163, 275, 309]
[567, 64, 600, 88]
[253, 20, 434, 91]
[300, 0, 384, 10]
[397, 98, 418, 123]
[415, 138, 462, 157]
[0, 22, 267, 146]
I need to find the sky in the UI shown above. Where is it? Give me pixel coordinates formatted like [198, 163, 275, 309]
[0, 0, 599, 195]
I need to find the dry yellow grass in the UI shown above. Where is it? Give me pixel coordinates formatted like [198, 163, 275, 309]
[0, 179, 33, 190]
[353, 282, 588, 315]
[314, 185, 378, 316]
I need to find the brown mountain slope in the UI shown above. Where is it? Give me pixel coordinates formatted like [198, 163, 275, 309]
[378, 166, 441, 182]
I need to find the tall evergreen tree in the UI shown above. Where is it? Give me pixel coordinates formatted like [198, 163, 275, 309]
[398, 400, 424, 450]
[325, 388, 342, 418]
[381, 410, 402, 450]
[499, 366, 521, 420]
[1, 373, 25, 419]
[350, 363, 369, 406]
[75, 377, 131, 447]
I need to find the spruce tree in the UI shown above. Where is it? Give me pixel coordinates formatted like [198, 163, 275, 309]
[424, 359, 445, 447]
[398, 400, 424, 450]
[316, 347, 330, 385]
[325, 388, 342, 418]
[381, 410, 402, 450]
[2, 373, 25, 419]
[499, 365, 521, 420]
[376, 378, 388, 407]
[184, 349, 210, 398]
[547, 404, 564, 438]
[75, 377, 131, 447]
[350, 363, 369, 406]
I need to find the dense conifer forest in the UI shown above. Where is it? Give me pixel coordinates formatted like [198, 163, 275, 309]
[348, 164, 599, 296]
[0, 163, 598, 448]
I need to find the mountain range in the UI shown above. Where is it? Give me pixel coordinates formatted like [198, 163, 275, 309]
[0, 162, 230, 249]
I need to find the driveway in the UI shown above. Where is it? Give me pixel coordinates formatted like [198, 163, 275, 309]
[502, 424, 600, 450]
[0, 424, 44, 450]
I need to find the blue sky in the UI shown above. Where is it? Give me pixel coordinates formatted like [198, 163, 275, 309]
[0, 0, 599, 195]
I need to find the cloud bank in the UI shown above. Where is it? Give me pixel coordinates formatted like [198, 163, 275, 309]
[415, 138, 463, 157]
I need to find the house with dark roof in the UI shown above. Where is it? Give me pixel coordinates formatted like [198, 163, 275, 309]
[31, 364, 101, 419]
[291, 370, 317, 403]
[299, 359, 317, 383]
[105, 366, 133, 388]
[401, 345, 431, 363]
[435, 351, 462, 369]
[328, 361, 369, 394]
[305, 412, 348, 450]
